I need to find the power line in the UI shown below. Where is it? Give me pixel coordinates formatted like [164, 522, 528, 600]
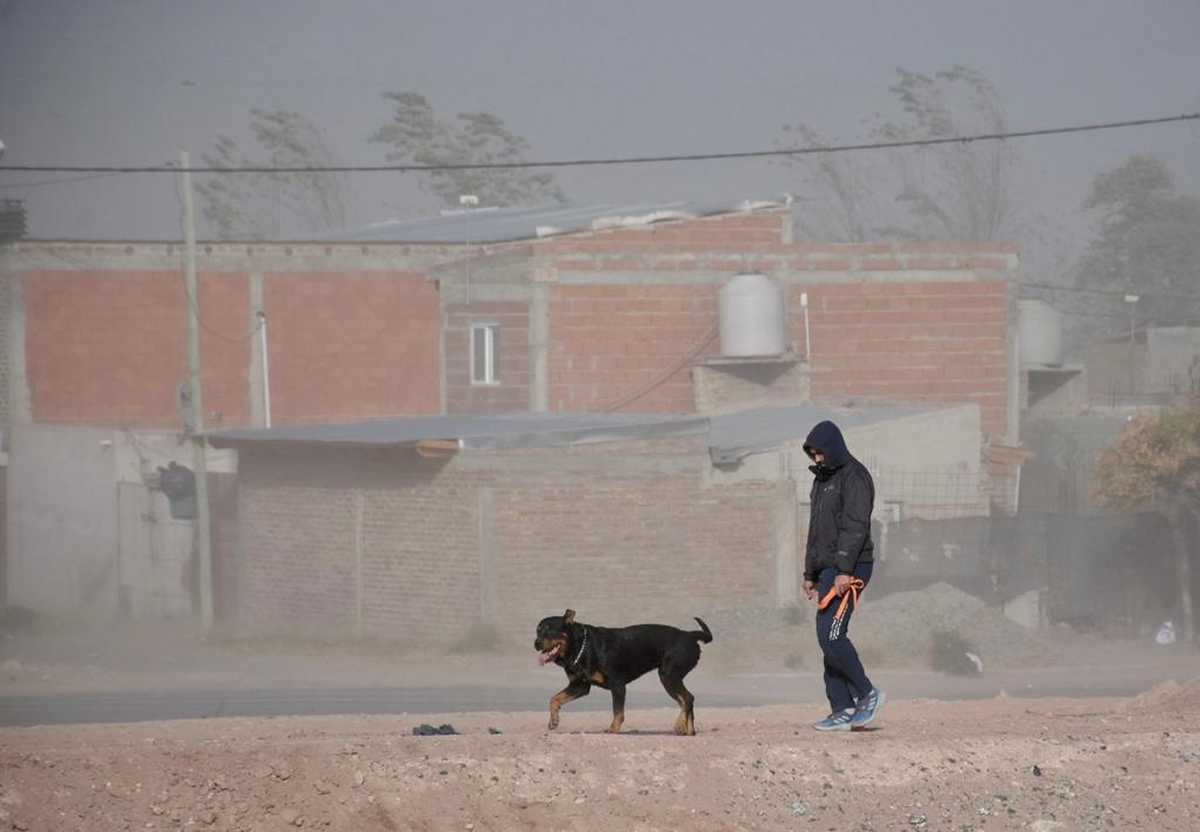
[603, 323, 719, 412]
[0, 171, 133, 190]
[1, 112, 1197, 176]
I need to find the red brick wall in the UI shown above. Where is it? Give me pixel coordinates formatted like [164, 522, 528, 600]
[797, 281, 1010, 439]
[445, 301, 530, 413]
[23, 270, 251, 428]
[541, 234, 1015, 436]
[263, 271, 440, 423]
[545, 232, 1015, 275]
[548, 285, 719, 413]
[228, 441, 779, 644]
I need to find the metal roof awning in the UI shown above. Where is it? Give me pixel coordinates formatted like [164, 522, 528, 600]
[207, 403, 937, 464]
[207, 412, 710, 452]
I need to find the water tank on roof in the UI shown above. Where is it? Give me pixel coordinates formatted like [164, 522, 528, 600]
[718, 273, 787, 357]
[1018, 298, 1063, 366]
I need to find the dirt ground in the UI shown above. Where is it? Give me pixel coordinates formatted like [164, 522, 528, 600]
[2, 680, 1199, 832]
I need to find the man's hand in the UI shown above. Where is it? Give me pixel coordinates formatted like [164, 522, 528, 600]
[834, 573, 853, 596]
[802, 579, 817, 601]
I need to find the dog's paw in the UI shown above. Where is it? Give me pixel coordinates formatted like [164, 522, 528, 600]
[547, 717, 559, 731]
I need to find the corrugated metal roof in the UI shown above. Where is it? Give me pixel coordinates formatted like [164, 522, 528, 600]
[320, 196, 791, 245]
[206, 403, 928, 462]
[707, 404, 927, 465]
[207, 412, 709, 451]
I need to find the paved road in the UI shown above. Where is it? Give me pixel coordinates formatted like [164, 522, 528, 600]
[2, 662, 1194, 727]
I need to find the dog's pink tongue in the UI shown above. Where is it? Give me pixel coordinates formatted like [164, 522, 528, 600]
[537, 648, 556, 666]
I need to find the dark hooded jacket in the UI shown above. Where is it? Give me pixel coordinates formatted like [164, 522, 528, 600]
[803, 420, 875, 581]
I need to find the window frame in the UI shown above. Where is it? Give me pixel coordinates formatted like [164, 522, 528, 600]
[469, 321, 501, 386]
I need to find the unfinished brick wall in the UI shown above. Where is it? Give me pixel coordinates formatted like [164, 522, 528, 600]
[18, 265, 443, 429]
[264, 271, 440, 424]
[542, 229, 1015, 438]
[445, 300, 530, 413]
[23, 269, 251, 428]
[14, 222, 1015, 435]
[796, 280, 1010, 439]
[492, 467, 775, 636]
[227, 439, 780, 644]
[539, 211, 791, 268]
[232, 446, 484, 641]
[548, 285, 719, 413]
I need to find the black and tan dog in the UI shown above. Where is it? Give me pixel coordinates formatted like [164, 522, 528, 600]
[534, 608, 713, 735]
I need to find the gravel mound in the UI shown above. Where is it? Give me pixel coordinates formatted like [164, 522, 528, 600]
[853, 582, 1058, 669]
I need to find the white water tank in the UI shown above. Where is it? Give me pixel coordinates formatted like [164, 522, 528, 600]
[719, 273, 787, 357]
[1018, 298, 1063, 366]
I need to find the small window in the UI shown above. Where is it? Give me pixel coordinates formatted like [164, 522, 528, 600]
[471, 323, 500, 385]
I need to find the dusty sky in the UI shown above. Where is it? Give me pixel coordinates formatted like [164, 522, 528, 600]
[1, 0, 1198, 254]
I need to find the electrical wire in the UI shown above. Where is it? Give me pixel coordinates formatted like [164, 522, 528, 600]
[603, 323, 720, 412]
[1, 113, 1196, 176]
[0, 171, 134, 190]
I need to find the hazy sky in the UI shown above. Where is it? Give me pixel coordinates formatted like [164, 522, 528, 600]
[1, 0, 1198, 257]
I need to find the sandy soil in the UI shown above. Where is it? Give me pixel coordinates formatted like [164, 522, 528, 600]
[3, 680, 1199, 832]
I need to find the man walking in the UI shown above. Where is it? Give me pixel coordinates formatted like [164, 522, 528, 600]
[802, 420, 885, 731]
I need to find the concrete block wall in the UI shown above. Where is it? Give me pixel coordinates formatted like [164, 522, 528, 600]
[692, 360, 812, 413]
[229, 439, 779, 645]
[232, 446, 482, 640]
[491, 462, 776, 636]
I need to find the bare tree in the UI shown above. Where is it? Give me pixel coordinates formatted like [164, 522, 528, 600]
[775, 124, 882, 241]
[777, 66, 1019, 243]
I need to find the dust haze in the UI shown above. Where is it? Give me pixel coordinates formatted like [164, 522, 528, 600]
[1, 2, 1199, 830]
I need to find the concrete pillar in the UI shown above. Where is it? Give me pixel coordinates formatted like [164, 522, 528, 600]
[248, 272, 267, 427]
[439, 280, 449, 415]
[354, 489, 365, 637]
[478, 486, 497, 623]
[529, 283, 550, 412]
[773, 468, 799, 607]
[6, 275, 30, 426]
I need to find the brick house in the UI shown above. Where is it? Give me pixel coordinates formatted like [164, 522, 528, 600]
[0, 197, 1020, 618]
[207, 403, 984, 642]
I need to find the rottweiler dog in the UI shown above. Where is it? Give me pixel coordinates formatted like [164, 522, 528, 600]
[534, 608, 713, 735]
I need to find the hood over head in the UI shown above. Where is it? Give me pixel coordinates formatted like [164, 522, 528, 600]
[803, 420, 851, 471]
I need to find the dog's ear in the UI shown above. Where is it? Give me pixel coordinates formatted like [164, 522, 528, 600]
[563, 609, 576, 625]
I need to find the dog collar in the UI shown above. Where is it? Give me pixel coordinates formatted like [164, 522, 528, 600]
[570, 628, 588, 667]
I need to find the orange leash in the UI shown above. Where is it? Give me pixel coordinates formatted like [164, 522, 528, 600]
[818, 577, 866, 624]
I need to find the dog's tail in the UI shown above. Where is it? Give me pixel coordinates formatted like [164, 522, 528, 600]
[691, 617, 714, 643]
